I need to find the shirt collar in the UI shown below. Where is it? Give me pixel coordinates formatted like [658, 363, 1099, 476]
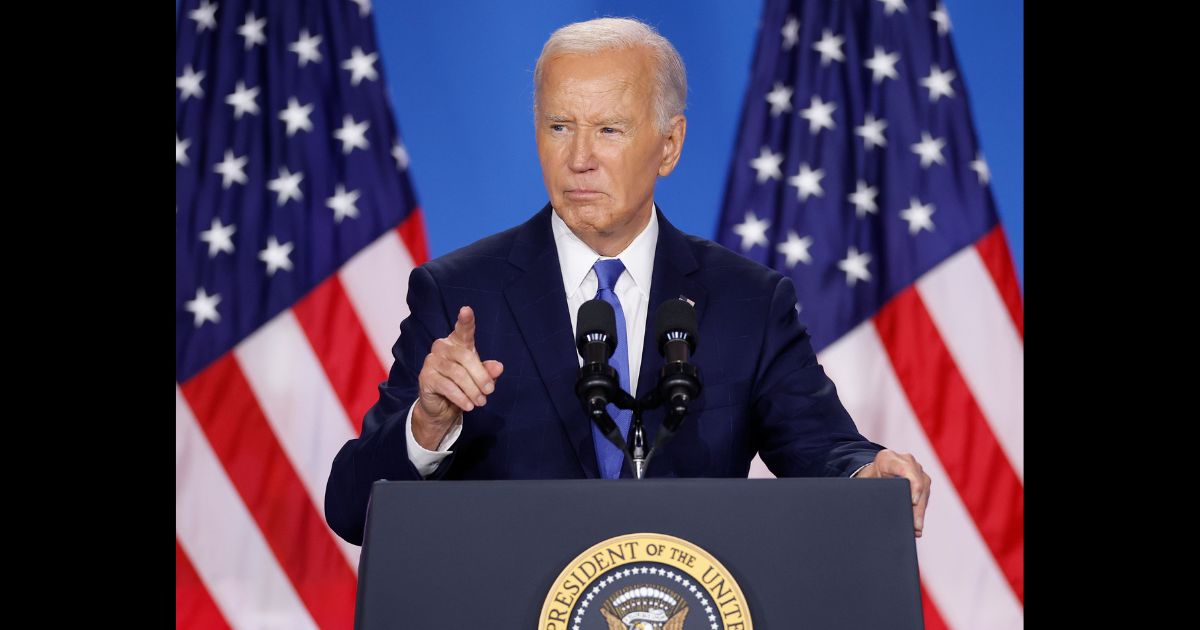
[551, 204, 659, 298]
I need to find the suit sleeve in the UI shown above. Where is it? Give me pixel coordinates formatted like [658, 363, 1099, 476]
[752, 275, 884, 478]
[324, 265, 458, 545]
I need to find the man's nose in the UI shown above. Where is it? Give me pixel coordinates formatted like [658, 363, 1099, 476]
[568, 131, 597, 172]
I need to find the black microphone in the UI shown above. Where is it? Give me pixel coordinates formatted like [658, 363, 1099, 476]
[655, 298, 701, 417]
[576, 298, 617, 368]
[574, 299, 626, 450]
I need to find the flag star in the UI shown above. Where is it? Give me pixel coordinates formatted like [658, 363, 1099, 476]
[176, 64, 205, 101]
[185, 287, 222, 328]
[334, 115, 371, 154]
[878, 0, 908, 16]
[259, 236, 294, 276]
[838, 246, 873, 286]
[765, 81, 793, 117]
[238, 12, 267, 49]
[176, 134, 191, 166]
[327, 184, 362, 222]
[799, 95, 836, 134]
[787, 162, 825, 200]
[732, 211, 771, 251]
[289, 29, 323, 67]
[392, 140, 410, 170]
[351, 0, 372, 16]
[267, 167, 304, 206]
[213, 150, 248, 188]
[225, 81, 261, 119]
[776, 231, 813, 268]
[920, 66, 957, 102]
[812, 29, 845, 65]
[855, 113, 887, 150]
[848, 180, 879, 217]
[900, 197, 936, 234]
[864, 47, 900, 83]
[279, 97, 314, 136]
[970, 152, 991, 185]
[781, 15, 800, 51]
[749, 146, 784, 183]
[199, 217, 236, 258]
[342, 46, 379, 86]
[188, 0, 218, 32]
[911, 131, 947, 168]
[931, 3, 952, 35]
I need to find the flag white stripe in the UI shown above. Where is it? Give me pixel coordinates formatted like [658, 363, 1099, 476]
[235, 312, 363, 571]
[340, 230, 416, 371]
[820, 321, 1024, 630]
[176, 386, 319, 630]
[915, 246, 1024, 479]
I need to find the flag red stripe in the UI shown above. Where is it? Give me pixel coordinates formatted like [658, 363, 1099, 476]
[920, 581, 949, 630]
[293, 276, 387, 435]
[874, 288, 1025, 603]
[176, 538, 232, 630]
[975, 227, 1024, 339]
[397, 207, 430, 265]
[180, 355, 358, 630]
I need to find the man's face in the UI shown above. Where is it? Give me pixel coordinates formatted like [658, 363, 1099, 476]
[535, 46, 685, 255]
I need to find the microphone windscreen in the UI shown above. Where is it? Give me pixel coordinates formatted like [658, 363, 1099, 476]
[655, 298, 698, 355]
[577, 299, 618, 354]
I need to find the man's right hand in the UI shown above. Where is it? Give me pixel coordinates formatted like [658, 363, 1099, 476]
[413, 306, 505, 450]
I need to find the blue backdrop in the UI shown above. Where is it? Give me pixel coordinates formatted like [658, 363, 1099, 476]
[178, 0, 1024, 289]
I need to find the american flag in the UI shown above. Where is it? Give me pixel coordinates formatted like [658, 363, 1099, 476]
[719, 1, 1023, 629]
[175, 0, 428, 627]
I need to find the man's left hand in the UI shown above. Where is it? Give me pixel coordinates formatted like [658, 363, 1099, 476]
[855, 449, 931, 538]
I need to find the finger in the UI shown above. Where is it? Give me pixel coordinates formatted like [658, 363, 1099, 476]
[432, 339, 495, 399]
[913, 479, 931, 528]
[483, 359, 505, 379]
[430, 353, 488, 406]
[425, 370, 476, 412]
[449, 306, 476, 350]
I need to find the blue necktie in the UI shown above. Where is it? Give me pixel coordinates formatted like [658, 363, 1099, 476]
[590, 259, 632, 479]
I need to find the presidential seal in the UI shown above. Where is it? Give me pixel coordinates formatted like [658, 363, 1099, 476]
[540, 533, 752, 630]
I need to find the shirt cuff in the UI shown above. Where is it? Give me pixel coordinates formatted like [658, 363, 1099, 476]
[849, 462, 873, 478]
[405, 402, 462, 478]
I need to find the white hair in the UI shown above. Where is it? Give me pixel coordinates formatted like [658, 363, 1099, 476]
[533, 17, 687, 133]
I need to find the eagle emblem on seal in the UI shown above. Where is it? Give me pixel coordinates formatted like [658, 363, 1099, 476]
[599, 583, 689, 630]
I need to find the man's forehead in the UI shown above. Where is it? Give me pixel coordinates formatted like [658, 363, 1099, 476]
[540, 47, 655, 85]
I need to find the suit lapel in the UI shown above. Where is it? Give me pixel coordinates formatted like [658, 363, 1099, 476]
[633, 209, 709, 460]
[504, 205, 600, 478]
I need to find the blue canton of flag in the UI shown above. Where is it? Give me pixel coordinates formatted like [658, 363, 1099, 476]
[176, 0, 418, 382]
[718, 0, 998, 352]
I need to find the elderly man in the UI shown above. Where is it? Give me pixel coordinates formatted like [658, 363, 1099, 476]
[325, 17, 929, 546]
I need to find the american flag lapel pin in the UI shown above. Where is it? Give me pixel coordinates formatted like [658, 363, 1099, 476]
[679, 295, 695, 307]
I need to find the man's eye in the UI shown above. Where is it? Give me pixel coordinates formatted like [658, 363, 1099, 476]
[550, 124, 566, 132]
[601, 127, 618, 134]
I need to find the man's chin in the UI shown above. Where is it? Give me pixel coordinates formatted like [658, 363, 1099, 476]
[556, 202, 612, 227]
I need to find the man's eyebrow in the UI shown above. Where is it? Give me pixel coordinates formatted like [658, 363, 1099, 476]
[543, 114, 570, 122]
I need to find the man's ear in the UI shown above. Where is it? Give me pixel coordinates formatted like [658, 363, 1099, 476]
[658, 114, 687, 177]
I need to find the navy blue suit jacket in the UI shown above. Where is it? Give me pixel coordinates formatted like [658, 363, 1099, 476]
[326, 205, 882, 545]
